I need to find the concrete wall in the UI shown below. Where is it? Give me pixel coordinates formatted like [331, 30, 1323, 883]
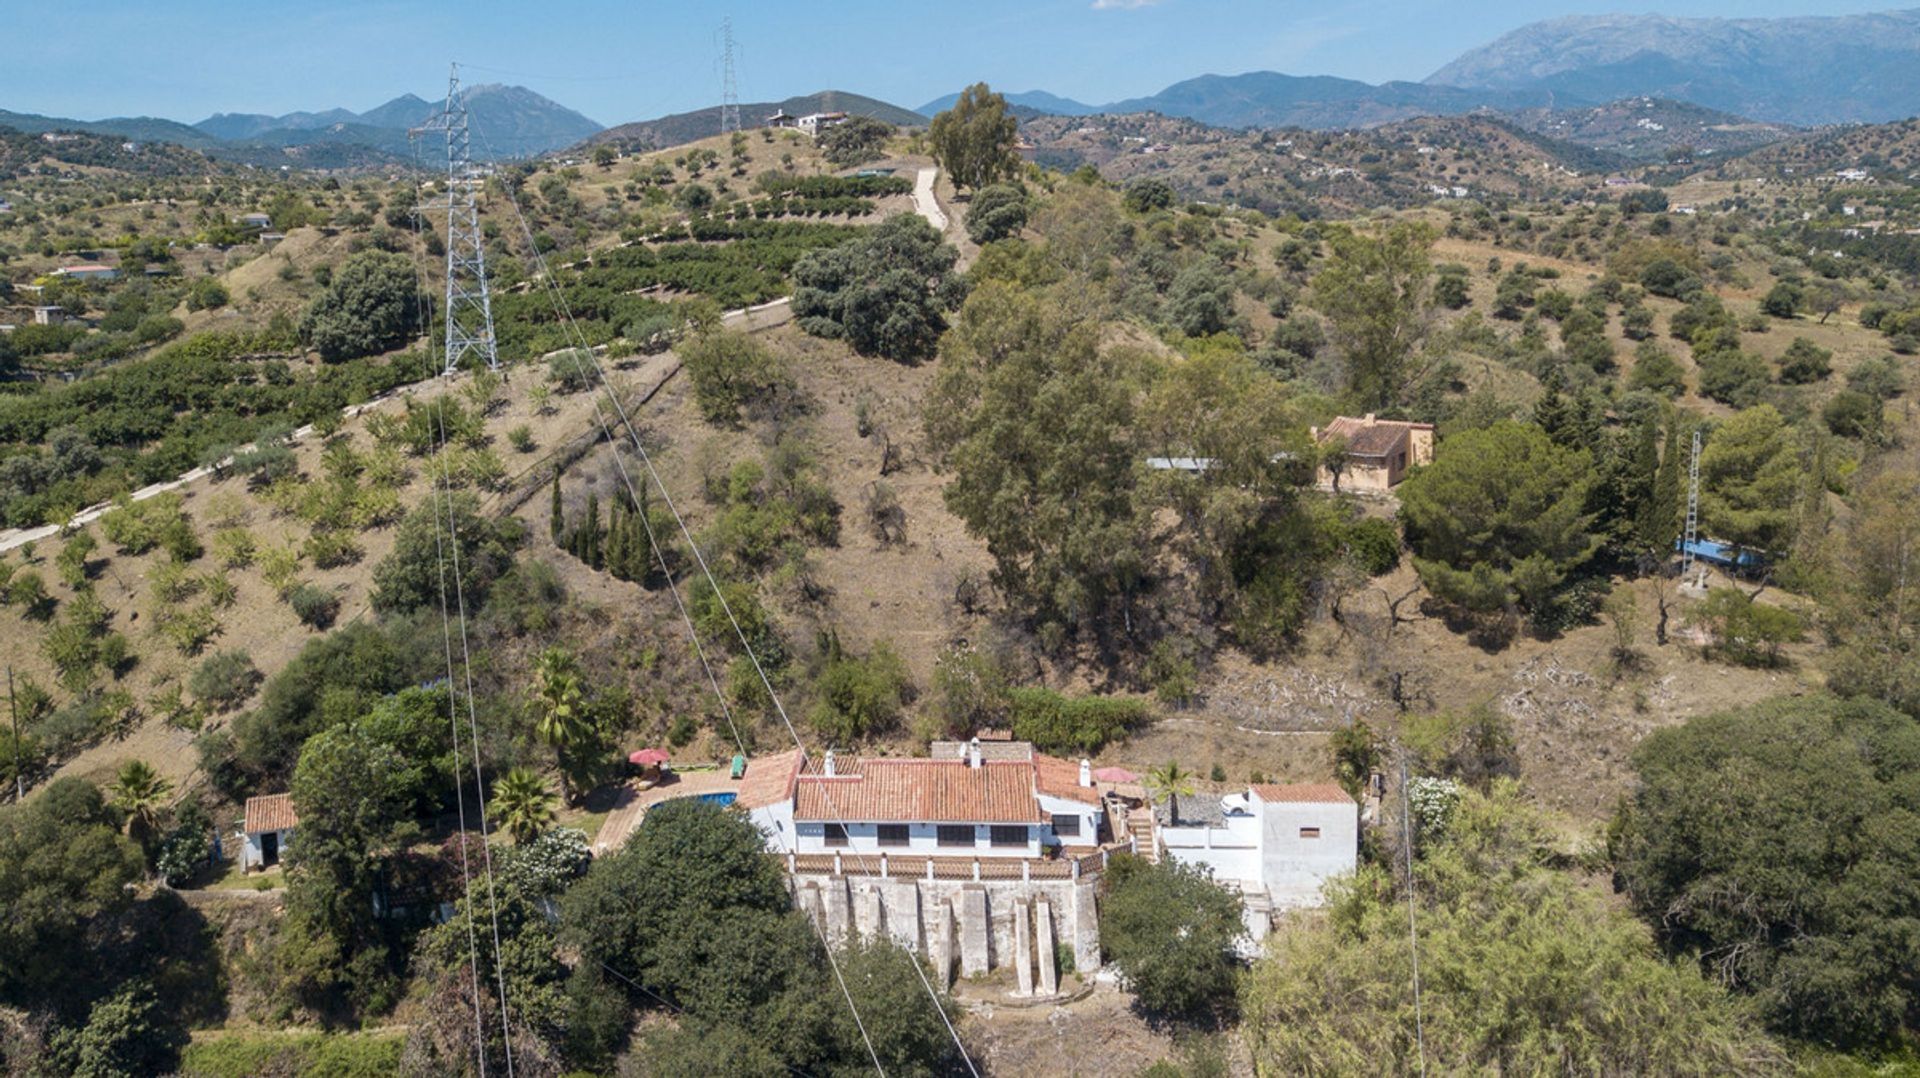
[1157, 819, 1260, 884]
[1257, 799, 1357, 908]
[790, 871, 1102, 987]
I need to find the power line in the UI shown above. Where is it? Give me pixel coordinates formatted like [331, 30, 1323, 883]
[718, 17, 741, 137]
[407, 132, 492, 1076]
[466, 119, 988, 1078]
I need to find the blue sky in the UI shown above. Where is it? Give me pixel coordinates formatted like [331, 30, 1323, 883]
[0, 0, 1897, 125]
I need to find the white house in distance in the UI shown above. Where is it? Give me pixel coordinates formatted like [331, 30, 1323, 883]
[1156, 782, 1358, 938]
[796, 112, 848, 138]
[241, 792, 298, 871]
[738, 738, 1107, 859]
[235, 211, 273, 230]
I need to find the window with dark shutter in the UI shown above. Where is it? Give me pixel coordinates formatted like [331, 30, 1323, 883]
[937, 825, 973, 847]
[877, 824, 910, 847]
[1050, 814, 1081, 838]
[823, 823, 848, 847]
[989, 825, 1027, 847]
[1299, 826, 1321, 839]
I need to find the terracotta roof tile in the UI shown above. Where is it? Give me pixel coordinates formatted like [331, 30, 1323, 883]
[1032, 753, 1102, 806]
[1251, 782, 1355, 805]
[244, 793, 299, 833]
[735, 749, 805, 810]
[794, 759, 1047, 823]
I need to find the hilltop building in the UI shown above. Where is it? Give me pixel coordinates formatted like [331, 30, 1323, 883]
[1155, 782, 1359, 942]
[241, 793, 298, 871]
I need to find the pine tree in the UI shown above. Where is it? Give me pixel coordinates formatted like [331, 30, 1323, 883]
[1532, 367, 1580, 448]
[550, 469, 565, 543]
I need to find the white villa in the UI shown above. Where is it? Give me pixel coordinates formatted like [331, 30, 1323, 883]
[1156, 782, 1358, 939]
[739, 738, 1106, 860]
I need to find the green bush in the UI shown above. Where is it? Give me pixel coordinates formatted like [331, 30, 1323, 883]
[1686, 587, 1804, 667]
[177, 1030, 403, 1078]
[1338, 516, 1401, 577]
[287, 584, 339, 630]
[190, 653, 263, 710]
[1008, 687, 1149, 755]
[806, 634, 911, 744]
[298, 251, 418, 362]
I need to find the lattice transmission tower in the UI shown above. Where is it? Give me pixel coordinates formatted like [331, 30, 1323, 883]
[719, 17, 741, 135]
[428, 65, 500, 375]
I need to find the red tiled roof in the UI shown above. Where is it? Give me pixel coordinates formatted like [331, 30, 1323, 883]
[244, 793, 299, 833]
[795, 759, 1047, 823]
[735, 749, 805, 810]
[1251, 783, 1355, 805]
[1032, 753, 1102, 806]
[1319, 416, 1426, 459]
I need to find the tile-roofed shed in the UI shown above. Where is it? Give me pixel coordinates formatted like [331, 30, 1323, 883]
[1251, 782, 1355, 805]
[1320, 415, 1429, 459]
[1032, 753, 1102, 806]
[244, 793, 299, 833]
[735, 749, 804, 810]
[794, 759, 1047, 823]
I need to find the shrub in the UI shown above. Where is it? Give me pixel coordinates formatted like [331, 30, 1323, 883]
[1337, 516, 1401, 577]
[1776, 337, 1831, 384]
[1696, 350, 1770, 408]
[507, 425, 535, 453]
[299, 250, 418, 362]
[546, 348, 598, 393]
[965, 184, 1030, 245]
[807, 635, 911, 744]
[1008, 688, 1149, 755]
[287, 584, 340, 629]
[680, 329, 795, 426]
[1100, 855, 1243, 1021]
[1686, 587, 1804, 667]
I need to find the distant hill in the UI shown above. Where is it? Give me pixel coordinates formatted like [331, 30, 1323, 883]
[1427, 9, 1920, 126]
[916, 89, 1099, 118]
[192, 84, 601, 159]
[589, 91, 924, 152]
[1502, 97, 1796, 164]
[0, 109, 221, 149]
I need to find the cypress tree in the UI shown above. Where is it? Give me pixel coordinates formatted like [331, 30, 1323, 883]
[1641, 416, 1686, 557]
[582, 493, 602, 569]
[606, 503, 628, 580]
[549, 469, 565, 543]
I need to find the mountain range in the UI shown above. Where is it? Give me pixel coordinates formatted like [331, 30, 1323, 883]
[918, 8, 1920, 132]
[0, 84, 601, 168]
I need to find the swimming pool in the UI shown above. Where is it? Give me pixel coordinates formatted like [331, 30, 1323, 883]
[696, 792, 737, 807]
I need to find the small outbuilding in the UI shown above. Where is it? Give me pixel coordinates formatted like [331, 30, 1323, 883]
[242, 793, 298, 871]
[1311, 413, 1434, 491]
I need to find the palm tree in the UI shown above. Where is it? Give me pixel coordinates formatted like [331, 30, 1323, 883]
[490, 768, 557, 846]
[109, 759, 172, 852]
[531, 647, 588, 804]
[1146, 761, 1195, 827]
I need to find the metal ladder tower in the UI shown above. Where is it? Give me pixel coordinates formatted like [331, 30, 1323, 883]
[719, 17, 742, 136]
[434, 66, 500, 375]
[1681, 428, 1702, 585]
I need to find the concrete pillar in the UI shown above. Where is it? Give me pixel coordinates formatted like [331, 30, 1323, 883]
[1012, 899, 1034, 995]
[854, 884, 883, 942]
[1035, 896, 1059, 996]
[880, 880, 922, 952]
[1069, 877, 1102, 973]
[958, 885, 990, 977]
[823, 876, 851, 944]
[797, 881, 825, 934]
[929, 898, 955, 988]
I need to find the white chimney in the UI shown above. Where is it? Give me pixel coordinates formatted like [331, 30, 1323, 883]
[967, 737, 982, 769]
[1079, 759, 1092, 788]
[823, 749, 836, 777]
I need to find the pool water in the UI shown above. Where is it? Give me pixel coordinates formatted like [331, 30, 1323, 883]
[697, 792, 738, 806]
